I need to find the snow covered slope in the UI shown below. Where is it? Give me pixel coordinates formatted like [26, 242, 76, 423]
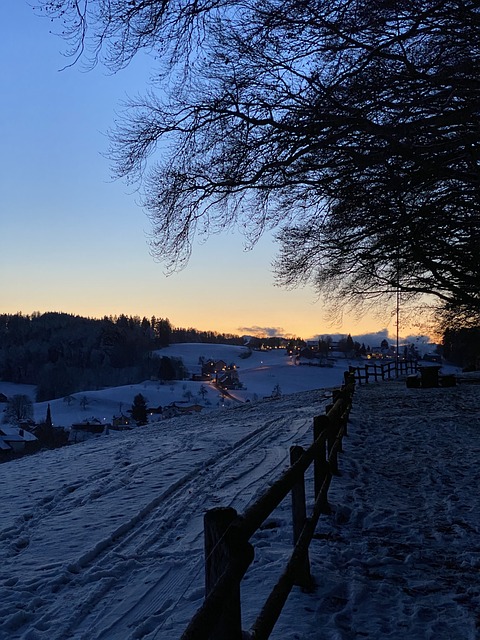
[0, 345, 350, 427]
[1, 359, 478, 640]
[0, 388, 332, 640]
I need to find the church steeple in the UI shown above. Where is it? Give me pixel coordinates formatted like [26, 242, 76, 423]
[46, 403, 52, 428]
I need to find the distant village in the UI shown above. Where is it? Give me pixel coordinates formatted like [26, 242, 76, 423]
[0, 338, 441, 463]
[1, 353, 249, 462]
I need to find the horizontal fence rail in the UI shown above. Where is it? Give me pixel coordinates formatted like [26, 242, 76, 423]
[179, 373, 356, 640]
[349, 359, 418, 384]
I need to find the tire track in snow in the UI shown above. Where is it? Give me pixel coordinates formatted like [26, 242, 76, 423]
[0, 442, 180, 557]
[15, 404, 319, 640]
[0, 389, 330, 639]
[95, 413, 315, 640]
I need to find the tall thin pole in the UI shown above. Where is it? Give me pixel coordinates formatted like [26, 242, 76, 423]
[395, 253, 400, 376]
[396, 286, 400, 375]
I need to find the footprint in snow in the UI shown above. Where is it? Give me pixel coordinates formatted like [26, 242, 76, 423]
[11, 536, 30, 553]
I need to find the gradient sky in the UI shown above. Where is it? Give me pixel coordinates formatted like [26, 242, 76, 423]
[1, 2, 423, 341]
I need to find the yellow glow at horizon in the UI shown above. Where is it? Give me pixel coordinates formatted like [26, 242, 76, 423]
[1, 231, 424, 341]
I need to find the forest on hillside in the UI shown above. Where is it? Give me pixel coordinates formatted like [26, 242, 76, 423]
[1, 312, 477, 401]
[0, 312, 244, 401]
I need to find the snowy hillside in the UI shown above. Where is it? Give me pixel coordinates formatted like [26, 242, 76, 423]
[2, 345, 352, 428]
[1, 387, 333, 640]
[1, 350, 478, 640]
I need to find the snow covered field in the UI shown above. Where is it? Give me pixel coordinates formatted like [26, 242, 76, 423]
[27, 343, 350, 428]
[1, 352, 479, 639]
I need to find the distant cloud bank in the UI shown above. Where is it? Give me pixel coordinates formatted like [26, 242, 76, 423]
[238, 326, 286, 337]
[311, 328, 434, 349]
[237, 325, 434, 348]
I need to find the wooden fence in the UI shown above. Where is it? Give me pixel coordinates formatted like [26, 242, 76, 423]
[179, 371, 356, 640]
[349, 359, 418, 384]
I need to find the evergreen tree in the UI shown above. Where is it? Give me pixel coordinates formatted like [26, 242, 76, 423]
[346, 334, 355, 354]
[158, 356, 176, 381]
[36, 403, 55, 448]
[46, 403, 52, 427]
[132, 393, 148, 425]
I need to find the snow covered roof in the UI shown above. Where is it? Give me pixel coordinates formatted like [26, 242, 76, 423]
[0, 425, 38, 442]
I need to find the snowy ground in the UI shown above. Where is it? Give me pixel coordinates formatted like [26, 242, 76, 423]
[21, 344, 351, 427]
[1, 361, 479, 639]
[278, 376, 480, 640]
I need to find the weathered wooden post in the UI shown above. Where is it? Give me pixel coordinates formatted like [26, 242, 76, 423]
[290, 445, 312, 588]
[204, 507, 243, 640]
[326, 409, 340, 477]
[331, 390, 344, 451]
[313, 415, 331, 513]
[346, 367, 356, 386]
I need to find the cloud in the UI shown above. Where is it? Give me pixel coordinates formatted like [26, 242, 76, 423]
[310, 328, 436, 347]
[310, 328, 389, 344]
[238, 326, 285, 338]
[352, 329, 391, 346]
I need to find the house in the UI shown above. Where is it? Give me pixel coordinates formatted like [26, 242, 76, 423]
[0, 438, 11, 455]
[69, 418, 106, 443]
[70, 418, 104, 433]
[217, 367, 242, 389]
[423, 353, 442, 364]
[0, 426, 39, 456]
[296, 347, 334, 367]
[32, 422, 69, 448]
[112, 414, 132, 429]
[147, 406, 163, 417]
[202, 361, 242, 388]
[191, 373, 211, 382]
[202, 360, 228, 378]
[162, 403, 204, 419]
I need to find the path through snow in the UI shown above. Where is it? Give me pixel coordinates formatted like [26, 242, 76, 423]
[271, 379, 480, 640]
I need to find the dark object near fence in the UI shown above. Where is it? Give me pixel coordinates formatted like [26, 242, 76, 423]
[179, 373, 355, 640]
[440, 374, 456, 387]
[406, 374, 421, 389]
[419, 365, 441, 388]
[406, 367, 457, 389]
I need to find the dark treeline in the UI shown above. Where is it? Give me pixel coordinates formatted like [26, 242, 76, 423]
[171, 326, 244, 345]
[443, 327, 480, 372]
[0, 312, 244, 401]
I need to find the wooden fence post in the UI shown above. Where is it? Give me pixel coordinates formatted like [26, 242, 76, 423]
[290, 446, 312, 588]
[337, 389, 350, 438]
[344, 369, 353, 386]
[313, 415, 331, 514]
[331, 391, 344, 451]
[328, 423, 340, 476]
[204, 507, 243, 640]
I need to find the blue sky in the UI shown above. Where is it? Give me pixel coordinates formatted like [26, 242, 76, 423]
[1, 2, 417, 340]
